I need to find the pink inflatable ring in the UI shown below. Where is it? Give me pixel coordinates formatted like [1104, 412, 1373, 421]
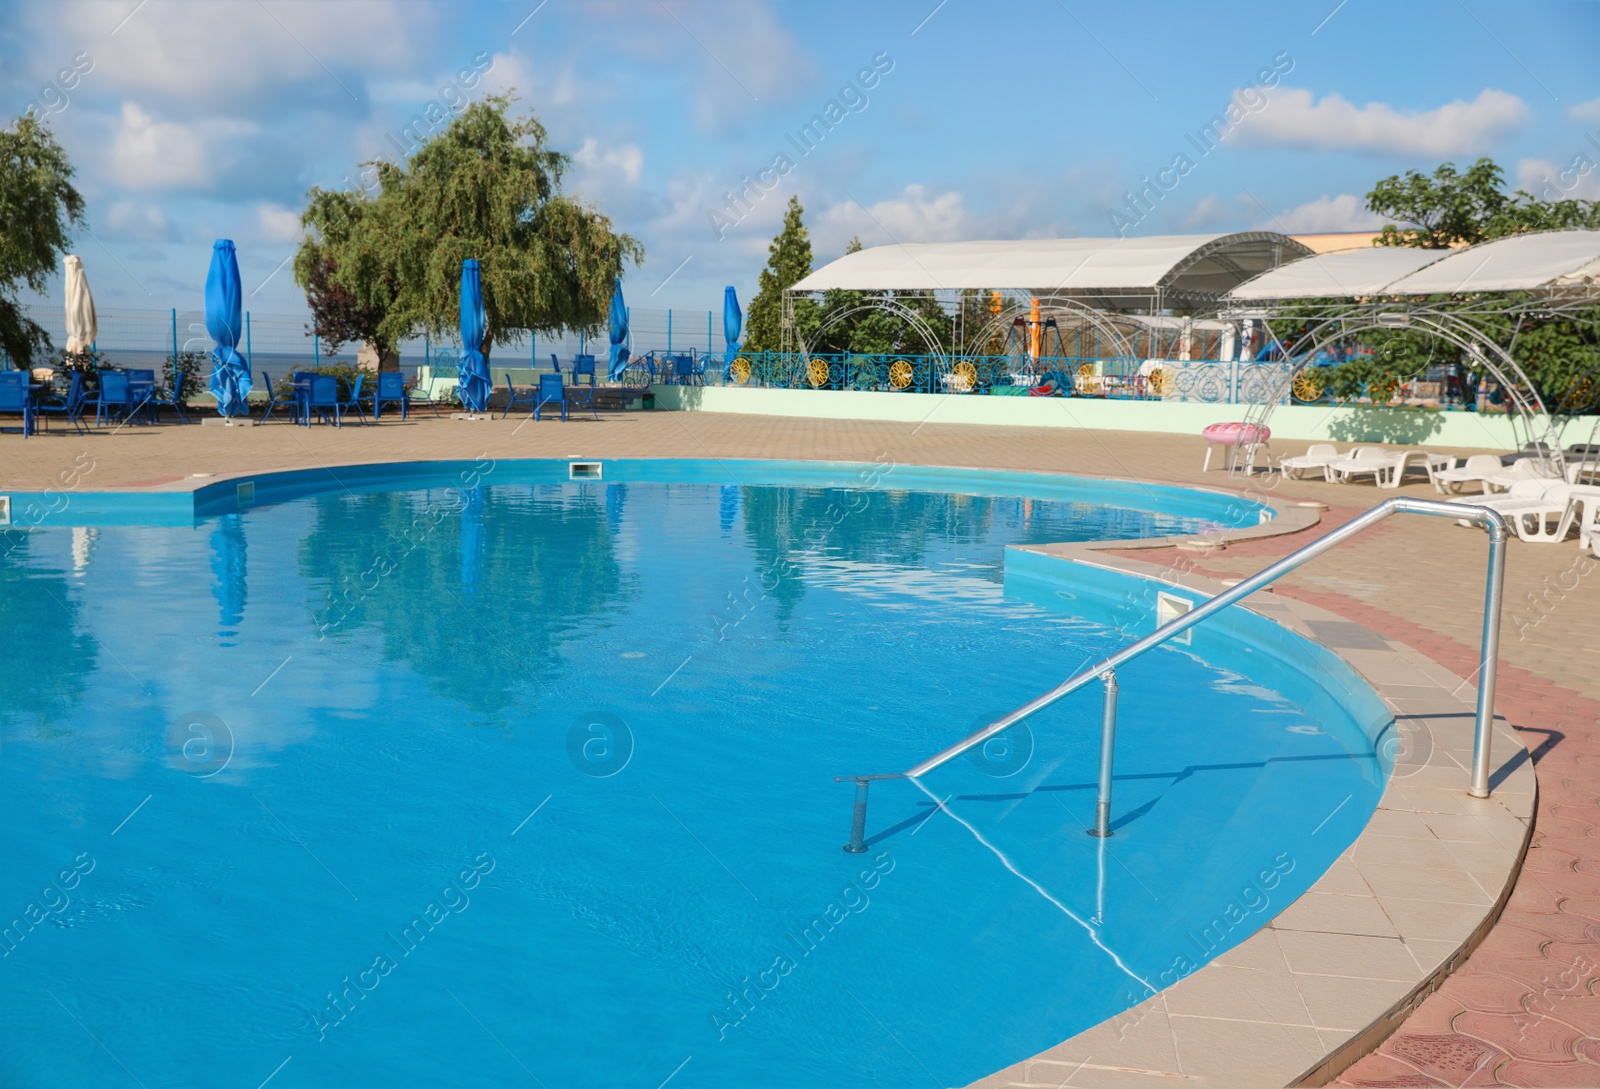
[1202, 421, 1270, 444]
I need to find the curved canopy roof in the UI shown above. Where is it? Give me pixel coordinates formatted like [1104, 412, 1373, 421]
[1226, 229, 1600, 301]
[1387, 229, 1600, 294]
[1226, 247, 1445, 300]
[789, 233, 1311, 299]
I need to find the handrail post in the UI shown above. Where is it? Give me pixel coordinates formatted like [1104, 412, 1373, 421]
[1089, 670, 1119, 837]
[1471, 524, 1508, 797]
[845, 778, 871, 853]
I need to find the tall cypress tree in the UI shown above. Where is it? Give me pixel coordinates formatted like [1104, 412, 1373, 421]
[743, 196, 819, 352]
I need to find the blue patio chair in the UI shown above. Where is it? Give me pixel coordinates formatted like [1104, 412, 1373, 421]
[36, 370, 88, 434]
[549, 353, 563, 378]
[334, 374, 367, 427]
[94, 371, 134, 426]
[306, 374, 339, 425]
[0, 382, 34, 437]
[260, 371, 297, 423]
[372, 371, 407, 420]
[568, 356, 599, 419]
[501, 372, 536, 418]
[148, 363, 189, 424]
[534, 372, 567, 421]
[0, 371, 24, 386]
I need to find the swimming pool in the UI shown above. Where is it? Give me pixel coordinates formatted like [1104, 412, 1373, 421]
[0, 461, 1386, 1088]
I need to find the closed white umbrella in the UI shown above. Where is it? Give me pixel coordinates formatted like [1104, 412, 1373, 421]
[64, 254, 97, 354]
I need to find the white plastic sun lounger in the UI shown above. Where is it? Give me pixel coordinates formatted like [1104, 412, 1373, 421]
[1325, 448, 1407, 488]
[1277, 444, 1340, 480]
[1324, 448, 1455, 490]
[1432, 454, 1508, 495]
[1482, 459, 1565, 494]
[1450, 480, 1600, 543]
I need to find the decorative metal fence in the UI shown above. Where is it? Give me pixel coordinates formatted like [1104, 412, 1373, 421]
[695, 351, 1293, 405]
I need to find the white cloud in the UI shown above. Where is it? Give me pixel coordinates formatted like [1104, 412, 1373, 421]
[1274, 193, 1384, 232]
[111, 103, 211, 189]
[573, 138, 644, 185]
[1569, 98, 1600, 125]
[34, 0, 426, 111]
[256, 203, 305, 244]
[1182, 195, 1235, 230]
[1233, 87, 1528, 155]
[105, 200, 175, 241]
[480, 50, 562, 107]
[1516, 157, 1600, 202]
[818, 185, 971, 250]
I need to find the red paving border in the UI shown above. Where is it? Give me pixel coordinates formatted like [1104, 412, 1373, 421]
[1127, 537, 1600, 1087]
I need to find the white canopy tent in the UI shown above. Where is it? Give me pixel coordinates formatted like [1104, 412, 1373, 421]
[1225, 229, 1600, 301]
[1386, 229, 1600, 294]
[789, 232, 1311, 309]
[1225, 247, 1445, 302]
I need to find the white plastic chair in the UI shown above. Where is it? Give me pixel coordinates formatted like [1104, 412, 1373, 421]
[1278, 444, 1339, 480]
[1431, 454, 1505, 495]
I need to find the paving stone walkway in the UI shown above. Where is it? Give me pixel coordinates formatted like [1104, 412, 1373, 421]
[3, 409, 1596, 1085]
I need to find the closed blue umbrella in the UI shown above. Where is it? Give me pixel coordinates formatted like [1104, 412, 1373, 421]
[205, 240, 252, 416]
[606, 278, 629, 382]
[458, 259, 491, 413]
[723, 286, 742, 378]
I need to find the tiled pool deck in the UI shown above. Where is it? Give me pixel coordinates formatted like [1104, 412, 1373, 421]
[3, 410, 1596, 1086]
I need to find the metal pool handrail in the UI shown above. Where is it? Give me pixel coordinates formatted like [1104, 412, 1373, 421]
[836, 497, 1510, 851]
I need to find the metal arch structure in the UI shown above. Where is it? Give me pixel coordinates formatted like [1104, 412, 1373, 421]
[1232, 301, 1565, 478]
[796, 297, 951, 366]
[961, 295, 1141, 366]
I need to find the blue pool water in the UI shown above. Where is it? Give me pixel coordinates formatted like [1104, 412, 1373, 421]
[0, 463, 1384, 1088]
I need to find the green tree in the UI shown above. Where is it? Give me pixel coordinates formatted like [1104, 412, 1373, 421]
[0, 116, 85, 370]
[295, 96, 642, 360]
[744, 196, 820, 352]
[294, 189, 397, 361]
[1368, 158, 1600, 248]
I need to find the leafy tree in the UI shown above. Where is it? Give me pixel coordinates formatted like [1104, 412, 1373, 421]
[744, 196, 820, 352]
[294, 189, 397, 361]
[0, 116, 85, 369]
[1368, 159, 1514, 249]
[1369, 158, 1600, 248]
[295, 96, 641, 361]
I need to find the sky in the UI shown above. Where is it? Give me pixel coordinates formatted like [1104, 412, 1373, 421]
[4, 0, 1599, 332]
